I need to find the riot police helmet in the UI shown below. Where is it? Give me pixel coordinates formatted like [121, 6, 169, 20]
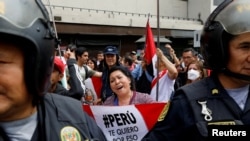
[201, 0, 250, 80]
[0, 0, 56, 100]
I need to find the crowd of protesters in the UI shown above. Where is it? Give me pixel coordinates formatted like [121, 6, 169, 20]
[2, 0, 249, 140]
[55, 42, 209, 105]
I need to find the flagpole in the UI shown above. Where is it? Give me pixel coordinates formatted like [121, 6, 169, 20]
[47, 0, 70, 90]
[156, 0, 160, 101]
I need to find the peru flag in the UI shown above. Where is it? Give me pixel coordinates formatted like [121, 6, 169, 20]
[144, 20, 157, 77]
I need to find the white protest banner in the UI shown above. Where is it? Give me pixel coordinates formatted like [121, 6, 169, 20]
[83, 103, 167, 141]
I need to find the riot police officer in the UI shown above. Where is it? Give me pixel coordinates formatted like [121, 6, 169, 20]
[0, 0, 106, 140]
[143, 0, 250, 140]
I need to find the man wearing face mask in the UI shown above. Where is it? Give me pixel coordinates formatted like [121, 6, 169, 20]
[142, 0, 250, 140]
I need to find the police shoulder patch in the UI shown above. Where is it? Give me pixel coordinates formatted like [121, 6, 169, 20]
[61, 126, 81, 141]
[158, 102, 170, 121]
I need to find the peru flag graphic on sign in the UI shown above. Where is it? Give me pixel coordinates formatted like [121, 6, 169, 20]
[83, 103, 167, 141]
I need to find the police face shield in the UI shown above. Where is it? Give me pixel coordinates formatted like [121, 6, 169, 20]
[0, 0, 46, 33]
[0, 0, 56, 96]
[215, 0, 250, 35]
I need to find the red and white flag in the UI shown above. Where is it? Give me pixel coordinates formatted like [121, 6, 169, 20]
[144, 20, 157, 77]
[83, 103, 167, 140]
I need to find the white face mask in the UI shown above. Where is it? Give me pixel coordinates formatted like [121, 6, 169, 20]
[187, 69, 200, 81]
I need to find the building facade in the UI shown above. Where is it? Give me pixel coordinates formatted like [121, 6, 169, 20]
[42, 0, 223, 57]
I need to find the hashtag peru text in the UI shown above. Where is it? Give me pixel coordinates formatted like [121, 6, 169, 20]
[102, 111, 139, 140]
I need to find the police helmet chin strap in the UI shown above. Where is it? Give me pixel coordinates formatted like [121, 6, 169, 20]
[37, 2, 57, 140]
[0, 126, 10, 141]
[223, 68, 250, 82]
[37, 99, 46, 141]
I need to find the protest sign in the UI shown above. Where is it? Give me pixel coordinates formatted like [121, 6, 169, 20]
[83, 103, 167, 141]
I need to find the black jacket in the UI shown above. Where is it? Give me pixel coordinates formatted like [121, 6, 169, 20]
[54, 58, 84, 100]
[36, 94, 107, 140]
[1, 94, 106, 141]
[143, 75, 250, 141]
[0, 94, 107, 141]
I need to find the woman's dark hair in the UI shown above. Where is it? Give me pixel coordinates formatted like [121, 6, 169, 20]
[108, 66, 136, 91]
[87, 57, 98, 70]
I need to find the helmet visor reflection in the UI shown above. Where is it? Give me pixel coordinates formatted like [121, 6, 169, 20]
[0, 0, 45, 28]
[215, 0, 250, 35]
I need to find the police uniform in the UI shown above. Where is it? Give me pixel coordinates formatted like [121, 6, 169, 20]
[142, 74, 250, 141]
[2, 94, 106, 141]
[34, 94, 107, 141]
[0, 94, 107, 141]
[0, 1, 105, 141]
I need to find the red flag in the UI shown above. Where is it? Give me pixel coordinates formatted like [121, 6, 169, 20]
[144, 20, 157, 77]
[144, 20, 156, 65]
